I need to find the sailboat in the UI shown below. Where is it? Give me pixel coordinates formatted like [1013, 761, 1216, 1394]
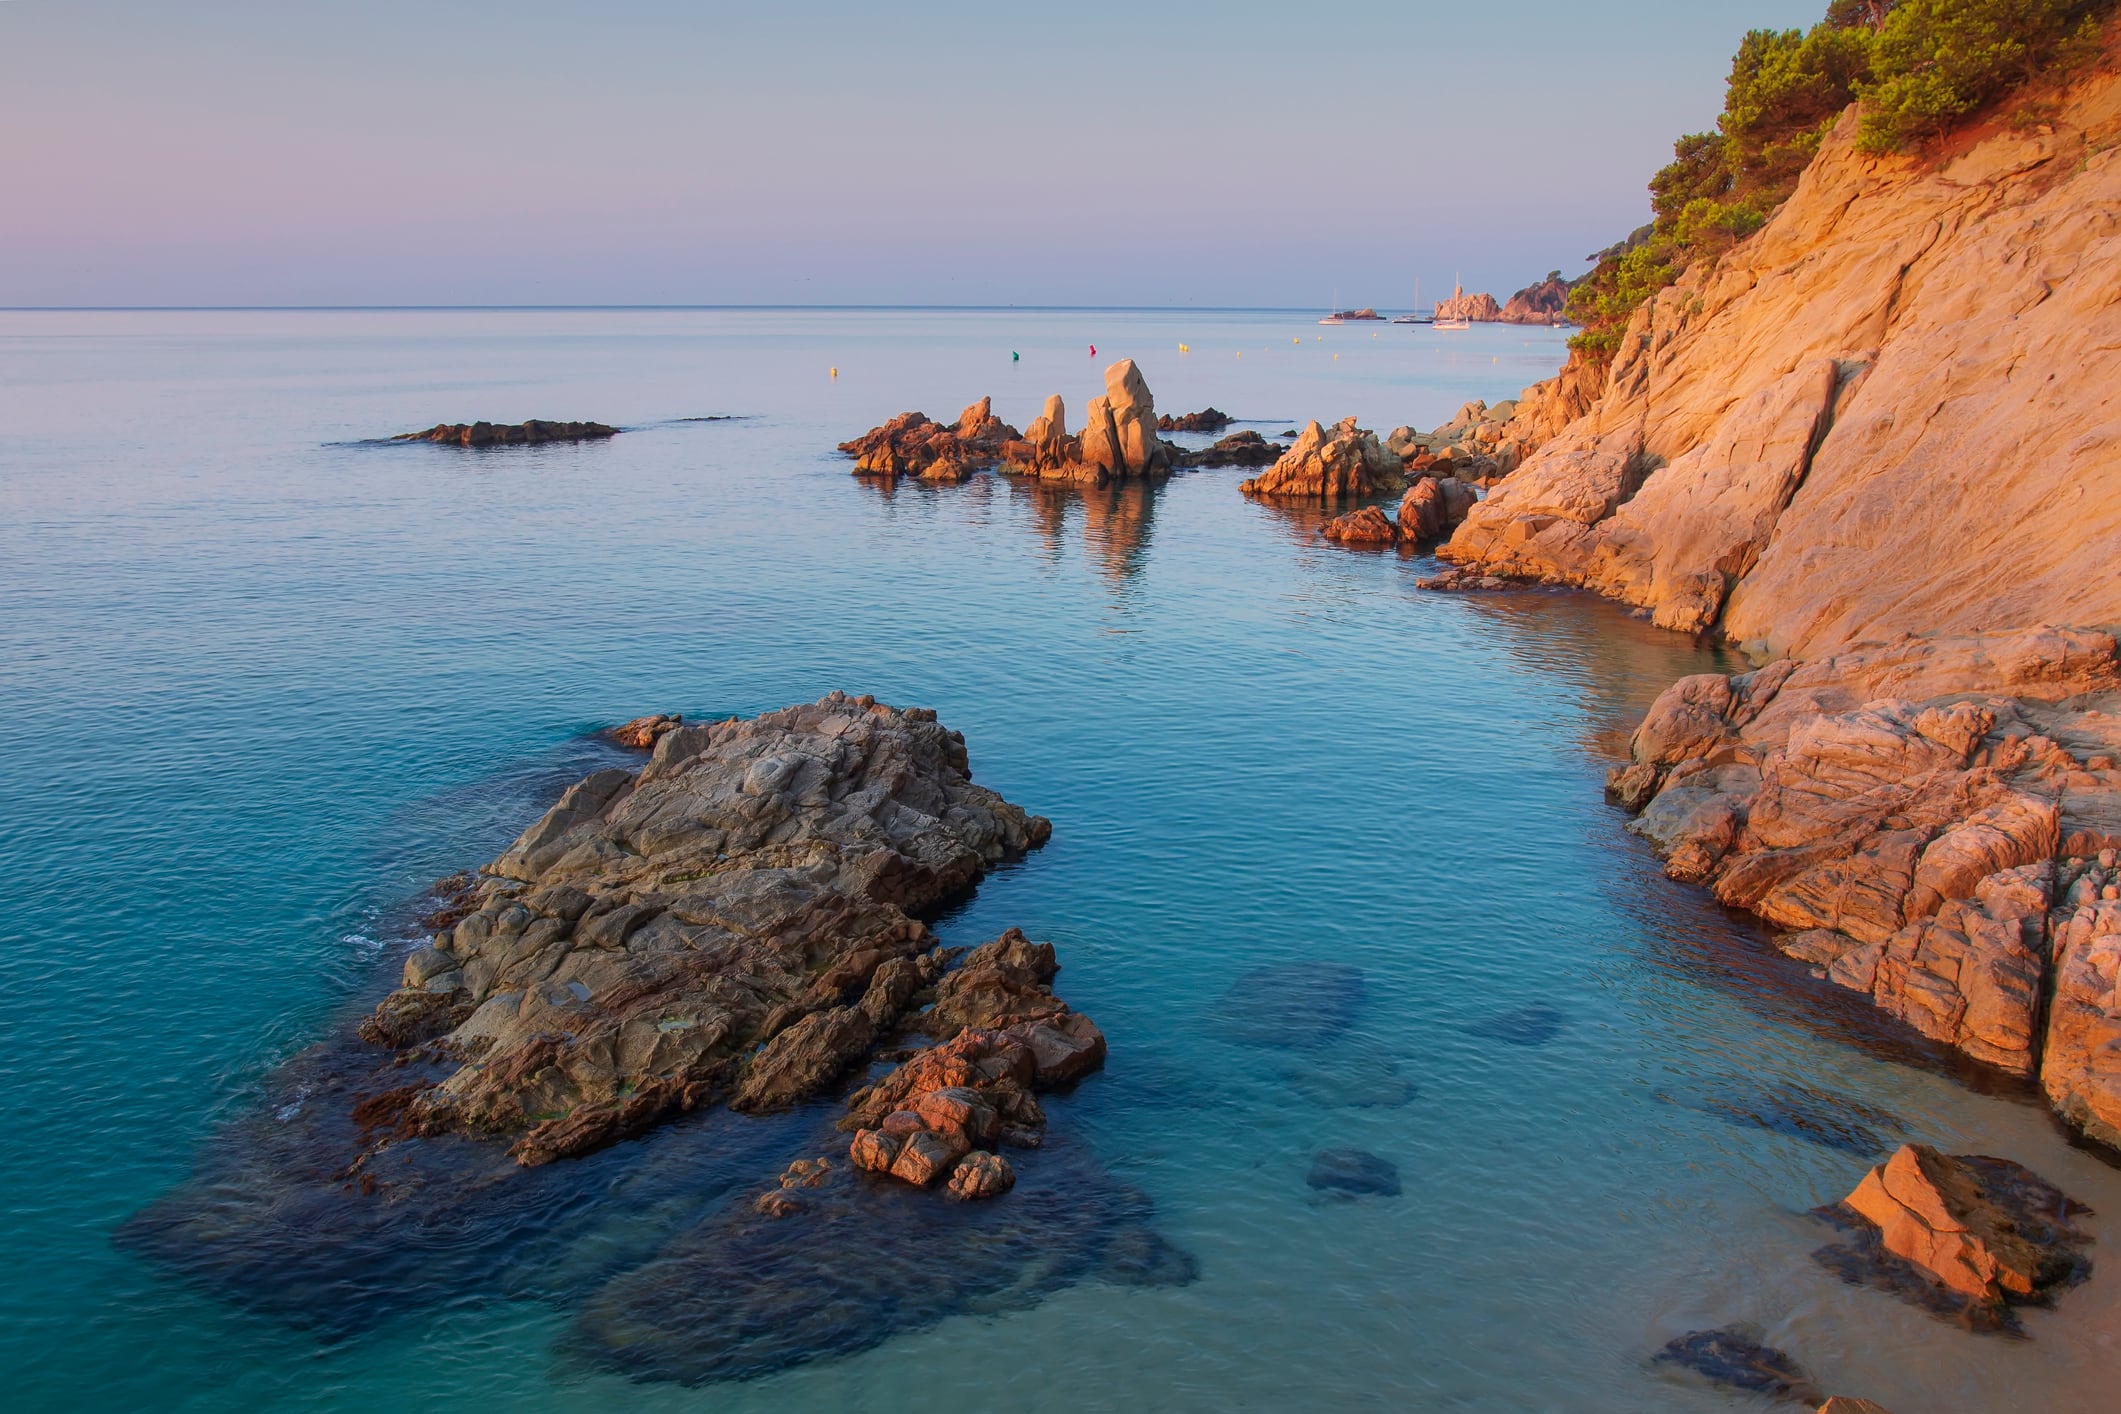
[1391, 277, 1431, 324]
[1318, 287, 1345, 325]
[1434, 274, 1472, 331]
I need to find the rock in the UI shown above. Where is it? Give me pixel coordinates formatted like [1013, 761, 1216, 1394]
[1816, 1401, 1897, 1414]
[1397, 480, 1444, 542]
[1467, 1003, 1566, 1046]
[1615, 629, 2121, 1095]
[888, 1127, 969, 1186]
[350, 693, 1050, 1163]
[1499, 271, 1570, 324]
[1215, 962, 1365, 1048]
[994, 361, 1172, 484]
[947, 1150, 1015, 1200]
[1830, 1143, 2091, 1306]
[1156, 407, 1231, 433]
[1177, 430, 1281, 468]
[1652, 1328, 1819, 1402]
[2044, 896, 2121, 1148]
[1670, 1079, 1901, 1156]
[609, 713, 682, 749]
[1321, 505, 1399, 547]
[838, 401, 1024, 479]
[1306, 1148, 1401, 1197]
[392, 420, 618, 447]
[1432, 286, 1502, 323]
[1240, 417, 1404, 501]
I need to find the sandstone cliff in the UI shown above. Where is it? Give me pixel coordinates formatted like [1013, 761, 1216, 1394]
[1440, 62, 2121, 1147]
[1443, 69, 2121, 654]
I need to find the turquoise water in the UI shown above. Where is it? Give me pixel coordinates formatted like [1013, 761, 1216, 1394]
[4, 309, 2119, 1411]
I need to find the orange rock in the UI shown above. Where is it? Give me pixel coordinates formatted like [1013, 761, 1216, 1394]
[1321, 505, 1398, 546]
[1841, 1144, 2054, 1301]
[889, 1127, 968, 1186]
[610, 713, 680, 748]
[947, 1150, 1015, 1200]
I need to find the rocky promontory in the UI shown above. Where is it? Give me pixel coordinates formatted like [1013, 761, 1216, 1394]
[1433, 287, 1502, 322]
[1421, 59, 2121, 1149]
[1499, 272, 1571, 325]
[394, 419, 618, 447]
[360, 692, 1055, 1165]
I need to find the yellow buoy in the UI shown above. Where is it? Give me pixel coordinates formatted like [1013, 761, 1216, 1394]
[830, 367, 838, 378]
[1333, 354, 1339, 360]
[1292, 337, 1299, 345]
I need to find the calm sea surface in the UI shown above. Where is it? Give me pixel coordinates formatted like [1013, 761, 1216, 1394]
[3, 309, 2118, 1411]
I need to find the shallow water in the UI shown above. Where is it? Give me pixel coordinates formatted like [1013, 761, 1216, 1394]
[4, 308, 2119, 1411]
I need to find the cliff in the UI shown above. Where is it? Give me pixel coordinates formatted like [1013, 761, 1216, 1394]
[1440, 60, 2121, 1147]
[1499, 273, 1570, 324]
[1443, 66, 2121, 654]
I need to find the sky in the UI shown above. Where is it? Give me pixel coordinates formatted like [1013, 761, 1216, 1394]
[0, 0, 1828, 307]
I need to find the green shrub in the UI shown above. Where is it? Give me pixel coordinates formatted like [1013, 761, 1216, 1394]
[1566, 0, 2114, 367]
[1855, 0, 2112, 151]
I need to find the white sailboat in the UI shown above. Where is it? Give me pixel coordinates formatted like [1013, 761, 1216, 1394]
[1434, 274, 1472, 331]
[1391, 277, 1430, 324]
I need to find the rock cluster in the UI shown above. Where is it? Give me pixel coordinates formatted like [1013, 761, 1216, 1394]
[358, 692, 1051, 1165]
[1000, 360, 1172, 484]
[1240, 417, 1402, 501]
[1178, 430, 1281, 468]
[609, 713, 683, 749]
[1831, 1143, 2090, 1307]
[393, 420, 618, 447]
[843, 928, 1106, 1200]
[1315, 471, 1478, 550]
[1609, 627, 2121, 1134]
[1385, 403, 1526, 482]
[838, 398, 1022, 482]
[1157, 407, 1231, 433]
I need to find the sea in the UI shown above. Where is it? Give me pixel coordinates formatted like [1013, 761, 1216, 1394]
[3, 307, 2117, 1411]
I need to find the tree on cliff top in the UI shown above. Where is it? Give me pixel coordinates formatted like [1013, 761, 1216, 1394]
[1565, 0, 2116, 367]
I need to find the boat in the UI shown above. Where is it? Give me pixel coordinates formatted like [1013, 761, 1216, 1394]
[1391, 278, 1432, 324]
[1433, 276, 1472, 330]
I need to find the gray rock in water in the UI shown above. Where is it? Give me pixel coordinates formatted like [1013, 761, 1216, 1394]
[1215, 962, 1365, 1049]
[1651, 1327, 1820, 1401]
[1307, 1148, 1401, 1197]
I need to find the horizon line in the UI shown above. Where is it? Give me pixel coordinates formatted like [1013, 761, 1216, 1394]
[0, 302, 1423, 315]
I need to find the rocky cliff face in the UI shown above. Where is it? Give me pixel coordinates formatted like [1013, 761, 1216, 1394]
[1500, 274, 1570, 324]
[1444, 69, 2121, 655]
[1444, 64, 2121, 1147]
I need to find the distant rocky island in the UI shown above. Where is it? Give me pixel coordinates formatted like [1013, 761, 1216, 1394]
[393, 419, 618, 446]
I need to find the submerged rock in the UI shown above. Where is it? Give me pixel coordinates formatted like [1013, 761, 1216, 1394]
[1825, 1144, 2091, 1310]
[1214, 961, 1365, 1049]
[1177, 430, 1282, 468]
[1467, 1002, 1567, 1047]
[1652, 1327, 1820, 1402]
[393, 419, 618, 447]
[1307, 1148, 1401, 1197]
[569, 1125, 1193, 1384]
[1663, 1079, 1901, 1157]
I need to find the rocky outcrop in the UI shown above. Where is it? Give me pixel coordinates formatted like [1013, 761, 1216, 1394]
[1176, 430, 1281, 468]
[1240, 417, 1402, 501]
[981, 361, 1173, 485]
[2043, 874, 2121, 1147]
[1500, 272, 1570, 324]
[837, 399, 1022, 481]
[394, 420, 617, 447]
[359, 692, 1051, 1164]
[609, 714, 683, 749]
[1610, 627, 2121, 1113]
[1321, 506, 1398, 546]
[842, 928, 1106, 1199]
[1157, 407, 1231, 433]
[1829, 1143, 2090, 1307]
[1433, 288, 1502, 322]
[1440, 73, 2121, 655]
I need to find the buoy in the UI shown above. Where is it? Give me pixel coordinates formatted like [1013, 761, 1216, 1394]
[1178, 343, 1189, 353]
[1333, 354, 1339, 360]
[1011, 351, 1019, 361]
[1089, 344, 1096, 356]
[830, 367, 837, 378]
[1493, 356, 1498, 363]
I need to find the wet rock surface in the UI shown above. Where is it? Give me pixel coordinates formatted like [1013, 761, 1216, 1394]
[1610, 628, 2121, 1142]
[1652, 1327, 1820, 1401]
[1307, 1148, 1401, 1198]
[1813, 1143, 2092, 1326]
[1215, 962, 1365, 1049]
[393, 419, 619, 447]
